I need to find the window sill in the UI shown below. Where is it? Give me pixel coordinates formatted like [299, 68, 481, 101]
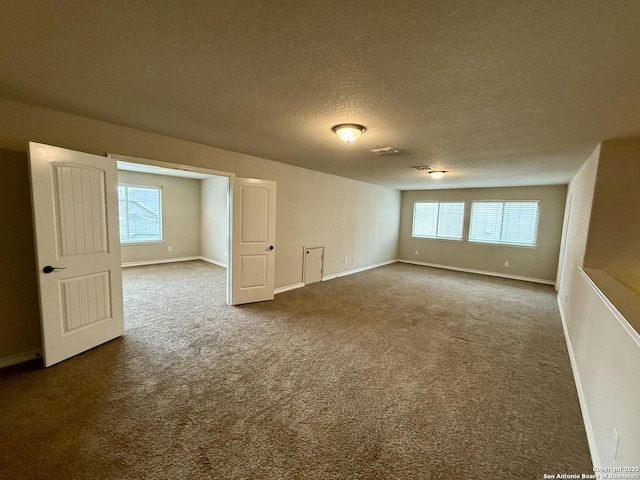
[468, 240, 537, 249]
[121, 241, 164, 246]
[411, 235, 463, 242]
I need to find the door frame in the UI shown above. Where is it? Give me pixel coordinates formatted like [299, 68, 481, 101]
[107, 152, 234, 304]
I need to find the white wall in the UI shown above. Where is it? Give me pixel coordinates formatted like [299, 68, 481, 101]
[558, 146, 600, 318]
[201, 176, 229, 266]
[558, 142, 640, 467]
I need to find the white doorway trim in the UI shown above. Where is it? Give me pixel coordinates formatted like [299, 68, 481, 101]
[107, 152, 233, 179]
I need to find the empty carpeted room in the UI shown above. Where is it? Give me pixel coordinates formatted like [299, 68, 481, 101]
[1, 2, 640, 479]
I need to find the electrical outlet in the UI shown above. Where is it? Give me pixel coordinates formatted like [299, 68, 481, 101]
[415, 250, 419, 256]
[344, 257, 348, 264]
[168, 246, 173, 252]
[353, 256, 356, 263]
[614, 428, 620, 459]
[504, 261, 509, 267]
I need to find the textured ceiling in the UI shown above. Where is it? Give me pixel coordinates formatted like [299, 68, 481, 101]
[1, 1, 639, 190]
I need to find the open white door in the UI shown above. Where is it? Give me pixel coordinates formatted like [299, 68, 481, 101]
[229, 177, 276, 305]
[29, 142, 124, 367]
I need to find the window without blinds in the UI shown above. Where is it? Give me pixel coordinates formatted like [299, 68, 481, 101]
[412, 202, 465, 240]
[118, 184, 163, 243]
[468, 200, 540, 247]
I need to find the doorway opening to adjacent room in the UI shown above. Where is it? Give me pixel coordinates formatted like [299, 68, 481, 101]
[113, 156, 231, 331]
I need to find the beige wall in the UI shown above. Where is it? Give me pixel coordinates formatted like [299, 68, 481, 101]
[0, 150, 41, 361]
[584, 139, 640, 293]
[398, 185, 567, 282]
[0, 97, 401, 362]
[201, 176, 229, 266]
[118, 170, 201, 263]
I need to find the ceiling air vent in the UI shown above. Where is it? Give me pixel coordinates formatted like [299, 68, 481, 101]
[412, 165, 433, 172]
[370, 146, 400, 155]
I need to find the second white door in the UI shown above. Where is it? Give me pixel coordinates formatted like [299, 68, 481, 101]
[229, 177, 277, 305]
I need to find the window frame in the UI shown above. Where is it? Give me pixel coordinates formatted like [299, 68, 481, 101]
[468, 199, 540, 248]
[411, 201, 465, 241]
[118, 183, 163, 245]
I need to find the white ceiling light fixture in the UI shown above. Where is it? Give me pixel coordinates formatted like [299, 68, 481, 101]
[412, 165, 448, 179]
[428, 170, 447, 179]
[332, 124, 366, 143]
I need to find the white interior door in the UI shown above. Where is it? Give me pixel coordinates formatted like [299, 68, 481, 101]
[29, 142, 124, 367]
[229, 177, 276, 305]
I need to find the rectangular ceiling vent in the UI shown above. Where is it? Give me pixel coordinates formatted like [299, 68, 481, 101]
[412, 165, 432, 172]
[370, 146, 400, 155]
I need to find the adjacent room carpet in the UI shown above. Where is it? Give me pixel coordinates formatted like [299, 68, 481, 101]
[0, 261, 592, 479]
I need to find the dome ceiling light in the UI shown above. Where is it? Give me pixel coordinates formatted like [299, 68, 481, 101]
[428, 170, 447, 179]
[332, 124, 366, 143]
[412, 165, 448, 179]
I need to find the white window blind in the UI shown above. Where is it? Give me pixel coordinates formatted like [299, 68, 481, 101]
[412, 202, 464, 240]
[468, 200, 539, 246]
[118, 184, 163, 244]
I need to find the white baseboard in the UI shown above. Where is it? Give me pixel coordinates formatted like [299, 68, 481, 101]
[274, 282, 305, 295]
[557, 296, 600, 468]
[122, 256, 228, 268]
[322, 259, 397, 282]
[199, 256, 228, 268]
[122, 256, 201, 268]
[397, 259, 555, 286]
[0, 350, 41, 369]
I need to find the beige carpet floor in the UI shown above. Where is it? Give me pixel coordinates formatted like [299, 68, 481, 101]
[0, 261, 592, 479]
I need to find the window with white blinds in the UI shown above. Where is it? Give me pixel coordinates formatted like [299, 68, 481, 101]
[468, 200, 540, 247]
[118, 184, 163, 244]
[412, 201, 465, 240]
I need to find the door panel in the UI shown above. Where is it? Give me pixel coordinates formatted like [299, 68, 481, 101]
[29, 142, 124, 367]
[304, 247, 324, 285]
[229, 177, 276, 305]
[60, 271, 111, 332]
[55, 164, 107, 255]
[240, 187, 269, 242]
